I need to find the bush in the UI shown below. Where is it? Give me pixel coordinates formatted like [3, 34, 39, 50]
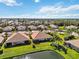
[51, 43, 67, 54]
[33, 40, 40, 44]
[0, 49, 3, 54]
[64, 35, 75, 41]
[25, 40, 31, 45]
[0, 29, 3, 33]
[32, 45, 36, 48]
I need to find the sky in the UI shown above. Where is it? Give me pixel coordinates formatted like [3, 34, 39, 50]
[0, 0, 79, 18]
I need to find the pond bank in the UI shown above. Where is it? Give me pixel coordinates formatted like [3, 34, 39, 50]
[8, 49, 64, 59]
[0, 42, 79, 59]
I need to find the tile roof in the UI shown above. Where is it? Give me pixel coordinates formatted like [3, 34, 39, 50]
[5, 32, 30, 43]
[66, 40, 79, 48]
[31, 31, 52, 40]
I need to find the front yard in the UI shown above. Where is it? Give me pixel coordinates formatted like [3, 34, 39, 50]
[0, 42, 79, 59]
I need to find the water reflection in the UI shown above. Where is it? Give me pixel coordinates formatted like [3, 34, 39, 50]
[13, 51, 64, 59]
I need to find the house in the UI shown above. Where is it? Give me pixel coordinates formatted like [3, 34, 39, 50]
[58, 32, 65, 35]
[28, 25, 37, 30]
[34, 20, 41, 25]
[3, 26, 15, 32]
[14, 20, 19, 26]
[4, 32, 30, 47]
[70, 32, 79, 37]
[50, 24, 58, 29]
[0, 27, 3, 30]
[65, 40, 79, 52]
[8, 20, 15, 26]
[37, 25, 48, 30]
[17, 26, 26, 31]
[31, 31, 52, 43]
[2, 32, 12, 37]
[42, 30, 54, 33]
[66, 25, 77, 29]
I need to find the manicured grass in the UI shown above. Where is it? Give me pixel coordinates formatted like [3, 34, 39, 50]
[57, 32, 69, 39]
[55, 48, 79, 59]
[0, 42, 51, 59]
[0, 42, 79, 59]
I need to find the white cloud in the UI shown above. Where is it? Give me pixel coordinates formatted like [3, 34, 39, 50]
[37, 4, 79, 14]
[0, 3, 79, 18]
[0, 0, 21, 6]
[35, 4, 79, 18]
[33, 0, 40, 3]
[1, 14, 79, 18]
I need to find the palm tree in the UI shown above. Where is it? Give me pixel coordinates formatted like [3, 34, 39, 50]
[48, 32, 63, 44]
[0, 28, 3, 33]
[3, 32, 8, 44]
[4, 32, 8, 40]
[29, 32, 36, 48]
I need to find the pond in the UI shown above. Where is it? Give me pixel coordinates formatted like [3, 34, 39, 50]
[13, 51, 64, 59]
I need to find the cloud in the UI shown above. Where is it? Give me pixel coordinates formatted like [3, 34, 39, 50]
[33, 0, 40, 3]
[1, 13, 79, 18]
[0, 0, 22, 6]
[0, 3, 79, 18]
[35, 4, 79, 18]
[37, 4, 79, 14]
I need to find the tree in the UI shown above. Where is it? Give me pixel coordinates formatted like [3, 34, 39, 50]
[2, 32, 8, 45]
[4, 32, 8, 41]
[48, 32, 62, 42]
[64, 35, 75, 41]
[51, 42, 67, 54]
[28, 28, 32, 32]
[0, 29, 3, 33]
[37, 27, 43, 32]
[0, 49, 3, 54]
[29, 32, 36, 48]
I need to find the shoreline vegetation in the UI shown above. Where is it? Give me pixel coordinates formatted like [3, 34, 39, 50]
[0, 42, 79, 59]
[6, 50, 64, 59]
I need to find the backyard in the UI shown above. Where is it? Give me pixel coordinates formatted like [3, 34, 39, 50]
[0, 42, 79, 59]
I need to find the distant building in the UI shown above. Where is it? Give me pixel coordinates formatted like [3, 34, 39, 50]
[58, 32, 65, 35]
[28, 25, 37, 30]
[37, 25, 47, 30]
[17, 26, 26, 31]
[42, 30, 54, 33]
[50, 24, 58, 29]
[2, 32, 12, 37]
[66, 25, 77, 29]
[3, 26, 15, 32]
[8, 20, 14, 25]
[70, 32, 79, 37]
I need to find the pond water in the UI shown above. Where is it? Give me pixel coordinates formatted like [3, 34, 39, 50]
[13, 51, 64, 59]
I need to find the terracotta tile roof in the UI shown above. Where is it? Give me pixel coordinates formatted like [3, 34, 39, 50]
[66, 40, 79, 48]
[5, 32, 30, 43]
[31, 31, 52, 40]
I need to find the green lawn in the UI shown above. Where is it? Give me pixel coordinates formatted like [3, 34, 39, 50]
[0, 42, 79, 59]
[59, 26, 65, 30]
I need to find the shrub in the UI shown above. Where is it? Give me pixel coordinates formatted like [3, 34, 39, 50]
[0, 49, 3, 54]
[32, 45, 36, 48]
[0, 29, 3, 33]
[64, 35, 75, 41]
